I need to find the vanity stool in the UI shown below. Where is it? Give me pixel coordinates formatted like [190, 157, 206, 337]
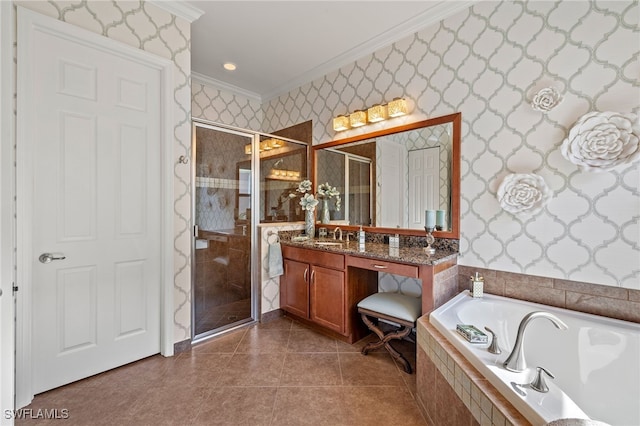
[357, 292, 421, 374]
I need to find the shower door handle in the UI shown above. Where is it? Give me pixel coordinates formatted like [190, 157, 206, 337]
[39, 253, 66, 264]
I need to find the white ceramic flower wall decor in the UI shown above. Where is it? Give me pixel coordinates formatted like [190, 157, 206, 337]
[497, 173, 552, 216]
[531, 87, 563, 112]
[561, 111, 640, 172]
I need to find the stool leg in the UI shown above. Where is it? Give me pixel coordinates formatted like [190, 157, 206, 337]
[383, 329, 413, 374]
[360, 313, 386, 353]
[360, 313, 413, 374]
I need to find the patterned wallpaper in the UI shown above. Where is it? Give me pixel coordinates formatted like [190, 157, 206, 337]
[192, 81, 263, 131]
[17, 0, 194, 341]
[262, 1, 640, 290]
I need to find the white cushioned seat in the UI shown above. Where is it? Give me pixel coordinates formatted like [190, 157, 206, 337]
[357, 292, 421, 323]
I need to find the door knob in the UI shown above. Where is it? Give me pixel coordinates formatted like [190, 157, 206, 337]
[39, 253, 66, 264]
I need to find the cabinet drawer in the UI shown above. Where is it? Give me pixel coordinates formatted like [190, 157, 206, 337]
[282, 245, 344, 270]
[346, 256, 419, 278]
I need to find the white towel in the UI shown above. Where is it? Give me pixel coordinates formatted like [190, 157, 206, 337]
[268, 241, 284, 278]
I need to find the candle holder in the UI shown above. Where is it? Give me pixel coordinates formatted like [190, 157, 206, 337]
[424, 226, 436, 255]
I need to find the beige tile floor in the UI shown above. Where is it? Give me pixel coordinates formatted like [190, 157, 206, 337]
[18, 317, 427, 426]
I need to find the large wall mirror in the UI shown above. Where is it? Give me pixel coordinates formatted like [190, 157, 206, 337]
[237, 136, 309, 224]
[313, 112, 460, 239]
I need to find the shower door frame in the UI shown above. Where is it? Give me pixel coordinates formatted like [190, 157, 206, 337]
[190, 119, 310, 342]
[191, 120, 259, 342]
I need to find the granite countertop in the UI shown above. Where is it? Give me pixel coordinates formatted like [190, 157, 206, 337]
[280, 237, 458, 266]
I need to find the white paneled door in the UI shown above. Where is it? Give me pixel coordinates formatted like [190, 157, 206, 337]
[19, 9, 163, 394]
[407, 147, 439, 229]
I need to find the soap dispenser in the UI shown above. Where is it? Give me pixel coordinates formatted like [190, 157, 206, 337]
[358, 225, 366, 244]
[470, 272, 484, 298]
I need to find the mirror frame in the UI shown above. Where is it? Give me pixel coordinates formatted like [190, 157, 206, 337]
[312, 112, 461, 239]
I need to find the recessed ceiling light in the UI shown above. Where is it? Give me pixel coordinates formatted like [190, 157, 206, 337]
[223, 62, 237, 71]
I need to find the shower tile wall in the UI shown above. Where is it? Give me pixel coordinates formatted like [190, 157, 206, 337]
[195, 127, 247, 231]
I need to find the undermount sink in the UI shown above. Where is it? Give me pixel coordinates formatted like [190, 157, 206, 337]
[314, 241, 343, 247]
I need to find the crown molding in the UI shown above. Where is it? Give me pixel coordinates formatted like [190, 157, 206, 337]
[261, 1, 475, 102]
[192, 72, 262, 103]
[148, 0, 204, 23]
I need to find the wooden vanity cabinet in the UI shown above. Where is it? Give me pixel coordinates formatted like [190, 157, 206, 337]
[280, 258, 310, 319]
[309, 265, 345, 333]
[280, 243, 457, 343]
[280, 246, 349, 336]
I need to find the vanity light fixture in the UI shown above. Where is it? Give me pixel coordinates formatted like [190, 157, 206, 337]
[367, 104, 387, 123]
[387, 98, 408, 117]
[244, 139, 286, 155]
[269, 138, 284, 148]
[333, 115, 350, 131]
[333, 97, 410, 132]
[260, 141, 273, 151]
[267, 168, 301, 181]
[350, 110, 367, 128]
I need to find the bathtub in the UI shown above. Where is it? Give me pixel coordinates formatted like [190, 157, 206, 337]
[429, 291, 640, 426]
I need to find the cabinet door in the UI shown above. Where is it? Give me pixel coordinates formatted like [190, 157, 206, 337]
[310, 265, 345, 334]
[280, 259, 309, 319]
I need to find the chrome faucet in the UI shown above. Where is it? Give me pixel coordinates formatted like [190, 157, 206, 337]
[503, 311, 568, 372]
[333, 227, 342, 241]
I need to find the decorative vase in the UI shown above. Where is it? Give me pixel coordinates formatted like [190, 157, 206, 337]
[305, 209, 315, 238]
[320, 199, 331, 224]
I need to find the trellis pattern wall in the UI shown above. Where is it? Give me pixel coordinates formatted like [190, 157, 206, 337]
[192, 81, 263, 131]
[263, 1, 640, 289]
[17, 0, 194, 341]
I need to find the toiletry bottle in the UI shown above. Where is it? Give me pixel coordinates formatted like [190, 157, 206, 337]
[471, 272, 484, 298]
[359, 225, 365, 244]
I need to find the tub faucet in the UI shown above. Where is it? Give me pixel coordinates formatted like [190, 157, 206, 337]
[333, 227, 342, 241]
[503, 311, 568, 372]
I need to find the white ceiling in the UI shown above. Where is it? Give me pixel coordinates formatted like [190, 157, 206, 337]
[188, 1, 474, 101]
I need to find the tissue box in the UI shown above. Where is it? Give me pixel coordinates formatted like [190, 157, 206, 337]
[472, 281, 483, 298]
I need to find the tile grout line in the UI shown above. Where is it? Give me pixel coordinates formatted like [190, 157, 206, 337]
[268, 324, 293, 426]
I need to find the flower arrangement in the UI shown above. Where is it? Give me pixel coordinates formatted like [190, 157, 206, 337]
[317, 182, 341, 211]
[290, 179, 341, 212]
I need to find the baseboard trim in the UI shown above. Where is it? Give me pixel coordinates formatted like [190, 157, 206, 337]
[261, 309, 283, 323]
[173, 339, 192, 354]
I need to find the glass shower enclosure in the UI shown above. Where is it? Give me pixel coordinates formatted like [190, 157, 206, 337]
[192, 122, 256, 339]
[192, 120, 309, 341]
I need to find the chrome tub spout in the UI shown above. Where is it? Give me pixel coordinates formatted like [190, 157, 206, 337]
[503, 311, 568, 372]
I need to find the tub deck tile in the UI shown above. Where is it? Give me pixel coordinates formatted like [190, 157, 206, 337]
[418, 320, 531, 426]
